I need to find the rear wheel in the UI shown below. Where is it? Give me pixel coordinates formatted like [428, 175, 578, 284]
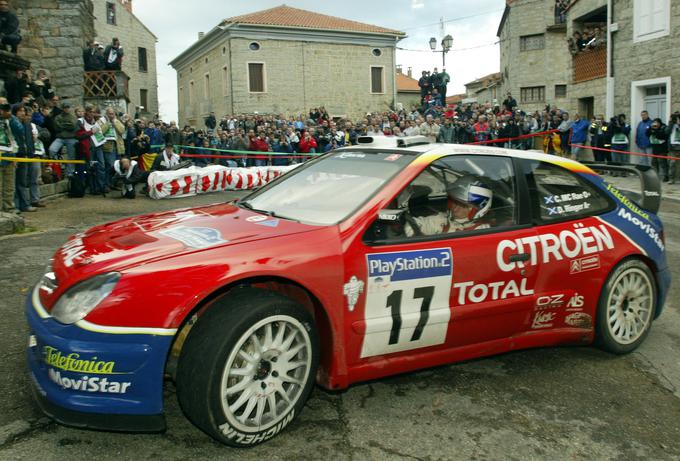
[176, 288, 319, 447]
[596, 259, 656, 354]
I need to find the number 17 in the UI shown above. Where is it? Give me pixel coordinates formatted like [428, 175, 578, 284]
[385, 286, 435, 345]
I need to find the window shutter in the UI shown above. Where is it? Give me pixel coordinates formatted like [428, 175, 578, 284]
[248, 63, 264, 92]
[371, 67, 383, 93]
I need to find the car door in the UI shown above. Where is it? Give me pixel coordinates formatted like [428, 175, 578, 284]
[343, 154, 540, 368]
[518, 158, 619, 332]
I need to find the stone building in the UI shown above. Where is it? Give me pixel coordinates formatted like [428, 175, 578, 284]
[464, 72, 503, 106]
[497, 0, 571, 114]
[396, 66, 421, 111]
[93, 0, 159, 117]
[499, 0, 678, 137]
[170, 5, 405, 125]
[10, 0, 94, 104]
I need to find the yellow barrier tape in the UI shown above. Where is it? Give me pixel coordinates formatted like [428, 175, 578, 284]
[0, 157, 86, 164]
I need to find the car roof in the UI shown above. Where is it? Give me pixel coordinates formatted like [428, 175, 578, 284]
[340, 137, 595, 174]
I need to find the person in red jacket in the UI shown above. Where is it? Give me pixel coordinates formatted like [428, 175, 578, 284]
[248, 133, 269, 167]
[298, 131, 317, 161]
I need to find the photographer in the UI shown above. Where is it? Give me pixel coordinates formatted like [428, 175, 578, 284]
[609, 114, 631, 172]
[666, 113, 680, 184]
[647, 118, 669, 181]
[111, 156, 148, 199]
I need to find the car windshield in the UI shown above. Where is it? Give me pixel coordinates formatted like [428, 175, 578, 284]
[240, 151, 413, 225]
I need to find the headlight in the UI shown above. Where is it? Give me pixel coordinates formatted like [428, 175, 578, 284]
[51, 273, 120, 324]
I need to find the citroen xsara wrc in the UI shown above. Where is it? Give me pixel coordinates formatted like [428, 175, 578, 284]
[26, 136, 670, 446]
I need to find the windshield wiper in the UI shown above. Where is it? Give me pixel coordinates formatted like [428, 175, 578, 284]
[239, 201, 301, 223]
[238, 200, 270, 214]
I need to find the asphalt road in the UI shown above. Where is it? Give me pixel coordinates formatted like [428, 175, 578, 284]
[1, 191, 680, 460]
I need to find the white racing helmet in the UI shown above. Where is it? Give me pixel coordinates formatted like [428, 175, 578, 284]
[446, 176, 493, 222]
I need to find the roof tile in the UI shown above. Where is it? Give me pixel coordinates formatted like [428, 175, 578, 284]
[223, 5, 404, 36]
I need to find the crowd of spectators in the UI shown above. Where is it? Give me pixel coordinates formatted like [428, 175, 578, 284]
[417, 67, 450, 110]
[568, 24, 607, 54]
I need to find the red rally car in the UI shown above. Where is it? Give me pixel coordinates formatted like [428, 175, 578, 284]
[26, 136, 670, 447]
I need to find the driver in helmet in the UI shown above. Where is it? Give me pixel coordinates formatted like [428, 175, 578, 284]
[405, 176, 493, 236]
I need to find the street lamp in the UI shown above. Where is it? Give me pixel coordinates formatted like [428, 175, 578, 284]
[429, 34, 453, 66]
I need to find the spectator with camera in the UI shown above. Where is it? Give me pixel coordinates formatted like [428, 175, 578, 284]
[103, 38, 124, 71]
[647, 118, 669, 182]
[667, 113, 680, 184]
[608, 114, 631, 173]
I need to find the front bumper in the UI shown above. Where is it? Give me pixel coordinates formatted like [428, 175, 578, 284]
[25, 286, 174, 432]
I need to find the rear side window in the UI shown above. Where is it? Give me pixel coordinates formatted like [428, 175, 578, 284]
[524, 161, 612, 222]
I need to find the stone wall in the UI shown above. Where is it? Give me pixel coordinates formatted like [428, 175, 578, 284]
[176, 36, 396, 125]
[397, 92, 420, 112]
[13, 0, 94, 105]
[612, 0, 679, 122]
[93, 0, 159, 117]
[499, 0, 571, 113]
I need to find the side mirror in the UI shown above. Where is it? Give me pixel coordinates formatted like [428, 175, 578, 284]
[377, 209, 405, 223]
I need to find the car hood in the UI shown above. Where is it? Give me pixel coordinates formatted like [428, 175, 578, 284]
[51, 202, 318, 283]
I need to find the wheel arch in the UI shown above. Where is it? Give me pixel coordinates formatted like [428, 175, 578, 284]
[164, 276, 337, 387]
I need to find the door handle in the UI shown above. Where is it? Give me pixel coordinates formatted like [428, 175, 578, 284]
[508, 253, 530, 262]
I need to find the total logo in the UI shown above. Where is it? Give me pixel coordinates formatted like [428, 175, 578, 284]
[453, 278, 533, 305]
[497, 223, 614, 272]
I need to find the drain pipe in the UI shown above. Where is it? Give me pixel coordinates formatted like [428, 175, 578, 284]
[605, 0, 614, 119]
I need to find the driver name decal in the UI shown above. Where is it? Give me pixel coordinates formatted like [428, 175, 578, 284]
[361, 249, 453, 358]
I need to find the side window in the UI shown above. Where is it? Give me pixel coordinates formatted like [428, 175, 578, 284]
[525, 161, 612, 221]
[366, 155, 517, 242]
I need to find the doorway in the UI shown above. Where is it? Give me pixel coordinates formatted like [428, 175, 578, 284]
[578, 97, 594, 121]
[643, 85, 667, 121]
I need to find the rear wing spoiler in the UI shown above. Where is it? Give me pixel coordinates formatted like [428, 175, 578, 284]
[583, 163, 661, 214]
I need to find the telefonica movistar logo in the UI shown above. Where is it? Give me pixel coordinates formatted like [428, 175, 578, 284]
[43, 346, 117, 375]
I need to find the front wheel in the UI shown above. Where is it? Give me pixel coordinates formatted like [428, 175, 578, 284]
[176, 288, 319, 447]
[596, 259, 657, 354]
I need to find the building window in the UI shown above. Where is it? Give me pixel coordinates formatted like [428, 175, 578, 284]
[189, 81, 194, 105]
[179, 86, 184, 106]
[370, 66, 384, 94]
[634, 0, 670, 42]
[222, 46, 227, 55]
[520, 34, 545, 51]
[204, 73, 210, 98]
[248, 63, 265, 93]
[138, 47, 148, 72]
[249, 42, 261, 51]
[139, 89, 148, 111]
[520, 86, 545, 103]
[555, 84, 567, 98]
[106, 2, 116, 25]
[222, 66, 229, 96]
[372, 48, 382, 57]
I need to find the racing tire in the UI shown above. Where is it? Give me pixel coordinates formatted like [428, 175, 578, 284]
[596, 259, 657, 354]
[176, 288, 319, 447]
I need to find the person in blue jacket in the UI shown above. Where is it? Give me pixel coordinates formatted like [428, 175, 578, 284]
[569, 112, 590, 161]
[635, 110, 653, 166]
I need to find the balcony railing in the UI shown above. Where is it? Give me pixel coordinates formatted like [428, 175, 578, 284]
[573, 46, 606, 83]
[83, 71, 129, 100]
